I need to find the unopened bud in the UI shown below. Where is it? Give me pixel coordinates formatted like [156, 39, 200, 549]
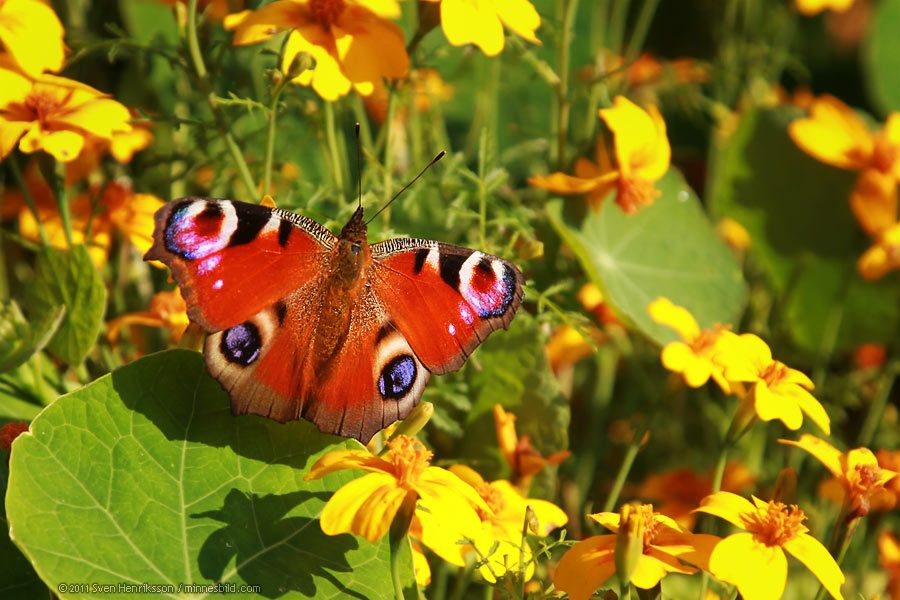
[286, 52, 313, 80]
[390, 402, 434, 440]
[526, 505, 540, 535]
[614, 503, 645, 585]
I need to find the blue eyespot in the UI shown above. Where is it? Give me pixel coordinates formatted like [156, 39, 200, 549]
[378, 355, 416, 399]
[221, 322, 261, 366]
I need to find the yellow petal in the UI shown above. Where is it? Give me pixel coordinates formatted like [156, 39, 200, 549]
[304, 449, 389, 480]
[710, 533, 787, 600]
[319, 473, 400, 540]
[600, 96, 670, 181]
[229, 0, 304, 45]
[783, 533, 845, 600]
[850, 169, 898, 237]
[648, 297, 701, 341]
[351, 482, 409, 542]
[494, 0, 541, 44]
[418, 466, 491, 514]
[553, 535, 617, 600]
[528, 170, 613, 194]
[356, 0, 401, 18]
[333, 15, 409, 86]
[410, 540, 432, 586]
[792, 388, 831, 435]
[0, 0, 65, 77]
[883, 113, 900, 179]
[660, 341, 693, 371]
[54, 98, 132, 140]
[588, 511, 621, 532]
[0, 119, 30, 159]
[695, 491, 756, 530]
[788, 95, 873, 171]
[781, 434, 843, 477]
[22, 128, 84, 161]
[857, 236, 895, 280]
[754, 381, 803, 430]
[0, 62, 33, 105]
[440, 0, 504, 56]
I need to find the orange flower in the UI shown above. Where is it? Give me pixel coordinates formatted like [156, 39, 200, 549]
[420, 0, 541, 57]
[107, 289, 190, 345]
[493, 404, 569, 489]
[858, 221, 900, 280]
[226, 0, 408, 101]
[879, 531, 900, 600]
[529, 96, 670, 213]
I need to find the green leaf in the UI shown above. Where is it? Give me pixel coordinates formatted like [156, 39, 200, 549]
[863, 0, 900, 113]
[25, 246, 106, 366]
[6, 350, 411, 599]
[711, 108, 900, 354]
[460, 313, 569, 496]
[548, 168, 748, 346]
[0, 300, 65, 373]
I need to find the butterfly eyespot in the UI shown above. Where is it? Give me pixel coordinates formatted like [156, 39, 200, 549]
[220, 322, 262, 366]
[378, 355, 417, 399]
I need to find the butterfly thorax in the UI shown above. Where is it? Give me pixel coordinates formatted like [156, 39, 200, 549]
[312, 206, 370, 366]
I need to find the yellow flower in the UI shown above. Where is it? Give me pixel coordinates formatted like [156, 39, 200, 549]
[420, 0, 541, 57]
[107, 289, 190, 346]
[554, 504, 718, 600]
[779, 434, 898, 519]
[529, 96, 671, 213]
[648, 297, 735, 393]
[0, 0, 65, 77]
[714, 333, 831, 434]
[226, 0, 409, 101]
[545, 325, 595, 373]
[794, 0, 854, 16]
[858, 222, 900, 280]
[716, 217, 752, 252]
[696, 491, 845, 600]
[0, 62, 132, 162]
[304, 435, 488, 543]
[878, 531, 900, 600]
[493, 404, 569, 489]
[446, 464, 566, 583]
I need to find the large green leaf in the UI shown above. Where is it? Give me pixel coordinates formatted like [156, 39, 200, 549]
[0, 300, 65, 374]
[25, 246, 106, 366]
[5, 350, 411, 599]
[711, 108, 900, 354]
[863, 0, 900, 114]
[548, 168, 748, 346]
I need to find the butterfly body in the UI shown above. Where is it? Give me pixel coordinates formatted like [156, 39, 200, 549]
[146, 197, 524, 443]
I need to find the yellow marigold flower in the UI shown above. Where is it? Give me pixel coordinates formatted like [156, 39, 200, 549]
[554, 504, 718, 599]
[696, 491, 845, 600]
[878, 531, 900, 600]
[714, 333, 831, 434]
[419, 0, 541, 57]
[779, 434, 898, 519]
[444, 465, 566, 583]
[546, 325, 595, 373]
[528, 96, 670, 214]
[0, 0, 65, 78]
[849, 169, 897, 237]
[637, 462, 755, 530]
[493, 404, 569, 489]
[0, 62, 132, 162]
[794, 0, 854, 16]
[410, 540, 431, 586]
[648, 297, 735, 393]
[107, 289, 190, 345]
[226, 0, 409, 101]
[858, 222, 900, 280]
[304, 435, 488, 543]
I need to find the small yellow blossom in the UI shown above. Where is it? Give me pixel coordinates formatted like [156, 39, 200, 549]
[420, 0, 541, 57]
[226, 0, 408, 101]
[0, 61, 132, 162]
[304, 435, 488, 543]
[795, 0, 854, 16]
[493, 404, 569, 489]
[878, 531, 900, 600]
[0, 0, 65, 77]
[446, 465, 566, 582]
[779, 434, 898, 519]
[858, 222, 900, 280]
[648, 297, 735, 393]
[107, 289, 190, 345]
[696, 492, 845, 600]
[554, 504, 718, 600]
[545, 325, 595, 373]
[717, 217, 752, 252]
[529, 96, 670, 213]
[714, 333, 831, 434]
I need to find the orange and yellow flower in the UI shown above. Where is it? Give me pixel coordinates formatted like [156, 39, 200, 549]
[554, 504, 718, 599]
[0, 61, 132, 162]
[696, 492, 845, 600]
[420, 0, 541, 57]
[779, 434, 897, 519]
[795, 0, 854, 16]
[226, 0, 409, 101]
[107, 290, 190, 345]
[493, 404, 569, 489]
[0, 0, 65, 78]
[714, 333, 831, 434]
[529, 96, 670, 213]
[879, 531, 900, 600]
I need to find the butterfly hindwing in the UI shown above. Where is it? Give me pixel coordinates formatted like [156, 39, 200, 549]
[371, 239, 525, 374]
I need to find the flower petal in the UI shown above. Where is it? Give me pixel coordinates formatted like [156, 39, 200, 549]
[304, 449, 390, 480]
[0, 0, 65, 77]
[791, 388, 831, 435]
[0, 119, 30, 159]
[850, 169, 898, 236]
[710, 533, 787, 600]
[779, 434, 843, 477]
[553, 535, 617, 600]
[788, 95, 873, 171]
[25, 128, 84, 162]
[695, 491, 755, 529]
[441, 0, 504, 56]
[754, 381, 803, 430]
[528, 171, 612, 194]
[783, 533, 845, 600]
[319, 473, 401, 540]
[494, 0, 541, 44]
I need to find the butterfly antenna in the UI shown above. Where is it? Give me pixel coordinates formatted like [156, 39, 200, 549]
[366, 151, 446, 224]
[355, 123, 362, 210]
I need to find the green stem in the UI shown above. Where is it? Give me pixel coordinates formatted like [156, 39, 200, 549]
[263, 82, 287, 197]
[555, 0, 578, 170]
[48, 160, 73, 247]
[477, 129, 488, 249]
[857, 361, 900, 447]
[624, 0, 662, 63]
[699, 431, 733, 600]
[187, 0, 258, 199]
[602, 424, 646, 512]
[7, 153, 49, 246]
[389, 495, 416, 600]
[607, 0, 632, 57]
[382, 88, 399, 210]
[323, 101, 346, 199]
[583, 1, 611, 144]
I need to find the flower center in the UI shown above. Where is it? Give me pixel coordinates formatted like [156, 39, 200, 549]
[743, 500, 807, 546]
[24, 89, 64, 123]
[308, 0, 345, 27]
[872, 133, 900, 175]
[639, 505, 661, 548]
[760, 360, 789, 386]
[474, 482, 505, 522]
[615, 177, 658, 214]
[387, 435, 432, 489]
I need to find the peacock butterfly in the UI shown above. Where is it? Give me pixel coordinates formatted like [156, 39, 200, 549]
[144, 196, 524, 443]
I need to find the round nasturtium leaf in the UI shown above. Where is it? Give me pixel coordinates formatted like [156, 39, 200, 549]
[5, 350, 412, 600]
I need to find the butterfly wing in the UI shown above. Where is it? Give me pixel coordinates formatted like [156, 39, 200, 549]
[144, 197, 335, 331]
[370, 238, 525, 374]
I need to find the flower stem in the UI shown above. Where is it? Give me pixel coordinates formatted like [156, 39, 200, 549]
[624, 0, 662, 63]
[555, 0, 579, 170]
[186, 0, 258, 199]
[323, 101, 346, 200]
[602, 423, 646, 512]
[7, 153, 49, 246]
[382, 87, 399, 214]
[389, 494, 416, 600]
[263, 81, 287, 197]
[49, 160, 73, 248]
[607, 0, 632, 57]
[856, 360, 899, 447]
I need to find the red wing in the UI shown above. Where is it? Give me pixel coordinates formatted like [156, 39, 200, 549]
[204, 286, 429, 444]
[370, 239, 525, 374]
[144, 197, 335, 331]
